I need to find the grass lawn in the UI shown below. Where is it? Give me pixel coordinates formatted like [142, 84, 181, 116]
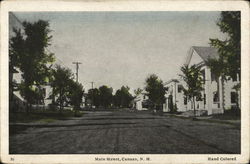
[212, 109, 240, 120]
[9, 109, 84, 123]
[9, 109, 84, 135]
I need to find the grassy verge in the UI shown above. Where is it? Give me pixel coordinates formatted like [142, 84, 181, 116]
[9, 109, 84, 135]
[200, 119, 240, 127]
[165, 112, 240, 127]
[211, 113, 240, 120]
[9, 109, 84, 123]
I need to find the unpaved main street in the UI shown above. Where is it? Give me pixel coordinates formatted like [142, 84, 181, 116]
[10, 111, 240, 154]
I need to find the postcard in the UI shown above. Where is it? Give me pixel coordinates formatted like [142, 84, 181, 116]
[1, 0, 249, 163]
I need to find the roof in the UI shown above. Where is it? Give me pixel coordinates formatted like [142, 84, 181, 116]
[11, 67, 19, 73]
[164, 79, 179, 86]
[192, 46, 219, 61]
[185, 46, 219, 65]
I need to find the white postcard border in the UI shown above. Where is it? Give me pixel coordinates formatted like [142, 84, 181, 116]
[1, 1, 249, 163]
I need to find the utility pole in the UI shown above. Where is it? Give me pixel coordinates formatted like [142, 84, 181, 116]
[90, 82, 94, 108]
[72, 62, 82, 83]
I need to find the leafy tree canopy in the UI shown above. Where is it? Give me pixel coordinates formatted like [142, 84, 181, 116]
[68, 80, 84, 110]
[208, 11, 240, 80]
[145, 74, 166, 108]
[98, 85, 113, 108]
[87, 88, 100, 107]
[50, 65, 74, 110]
[179, 64, 204, 117]
[114, 86, 133, 108]
[134, 88, 143, 96]
[10, 20, 55, 108]
[179, 65, 203, 100]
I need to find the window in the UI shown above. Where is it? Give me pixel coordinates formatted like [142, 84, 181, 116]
[42, 88, 46, 97]
[204, 94, 206, 105]
[177, 85, 182, 93]
[213, 92, 219, 102]
[201, 69, 205, 82]
[232, 74, 237, 81]
[196, 95, 202, 101]
[184, 97, 187, 105]
[211, 72, 216, 81]
[231, 92, 238, 103]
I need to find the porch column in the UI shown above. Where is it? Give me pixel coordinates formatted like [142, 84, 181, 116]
[205, 67, 213, 115]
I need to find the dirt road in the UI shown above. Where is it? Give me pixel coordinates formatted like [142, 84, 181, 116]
[9, 110, 240, 154]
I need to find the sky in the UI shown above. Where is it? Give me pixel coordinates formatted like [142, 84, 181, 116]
[12, 12, 227, 93]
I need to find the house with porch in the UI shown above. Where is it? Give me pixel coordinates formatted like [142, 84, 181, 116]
[132, 92, 149, 111]
[163, 46, 240, 115]
[163, 79, 187, 112]
[184, 46, 240, 115]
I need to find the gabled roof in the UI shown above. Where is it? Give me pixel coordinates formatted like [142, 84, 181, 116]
[192, 46, 219, 61]
[164, 79, 179, 86]
[185, 46, 219, 65]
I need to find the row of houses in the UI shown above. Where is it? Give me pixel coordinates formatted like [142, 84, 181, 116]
[134, 46, 240, 115]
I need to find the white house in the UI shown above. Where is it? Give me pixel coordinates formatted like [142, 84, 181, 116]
[163, 79, 187, 112]
[184, 46, 240, 115]
[133, 93, 149, 111]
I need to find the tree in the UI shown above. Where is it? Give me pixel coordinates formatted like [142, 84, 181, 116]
[50, 65, 74, 111]
[134, 88, 143, 96]
[68, 80, 84, 112]
[87, 88, 100, 108]
[19, 83, 43, 105]
[179, 65, 203, 118]
[209, 11, 240, 79]
[145, 74, 166, 111]
[13, 20, 55, 112]
[98, 85, 113, 108]
[207, 11, 241, 110]
[9, 29, 25, 108]
[114, 86, 134, 108]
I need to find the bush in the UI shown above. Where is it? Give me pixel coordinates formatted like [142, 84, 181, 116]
[74, 110, 83, 117]
[170, 104, 178, 113]
[225, 107, 240, 116]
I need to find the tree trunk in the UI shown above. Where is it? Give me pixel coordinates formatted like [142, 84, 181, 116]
[216, 77, 220, 108]
[26, 103, 29, 114]
[26, 103, 31, 114]
[193, 96, 196, 118]
[59, 89, 63, 112]
[221, 76, 225, 112]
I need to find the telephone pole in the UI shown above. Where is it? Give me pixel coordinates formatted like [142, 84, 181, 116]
[72, 62, 82, 83]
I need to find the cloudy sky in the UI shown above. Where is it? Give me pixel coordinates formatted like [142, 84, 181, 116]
[13, 12, 226, 93]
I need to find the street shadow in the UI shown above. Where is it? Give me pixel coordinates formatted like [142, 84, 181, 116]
[11, 124, 171, 135]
